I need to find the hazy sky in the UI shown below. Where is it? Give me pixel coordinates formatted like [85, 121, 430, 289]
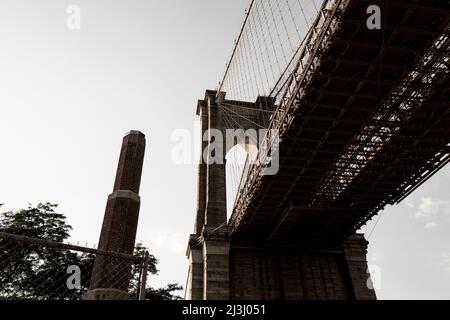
[0, 0, 449, 299]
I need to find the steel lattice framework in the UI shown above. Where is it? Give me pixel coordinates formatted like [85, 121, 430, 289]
[216, 0, 450, 247]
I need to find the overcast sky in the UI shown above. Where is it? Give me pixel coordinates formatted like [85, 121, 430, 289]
[0, 0, 449, 299]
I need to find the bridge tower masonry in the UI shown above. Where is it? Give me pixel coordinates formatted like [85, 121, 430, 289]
[186, 91, 376, 300]
[188, 90, 231, 300]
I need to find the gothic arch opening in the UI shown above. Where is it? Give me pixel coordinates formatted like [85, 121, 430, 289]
[225, 142, 259, 221]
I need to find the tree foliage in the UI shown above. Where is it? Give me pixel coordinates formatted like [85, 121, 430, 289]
[0, 203, 182, 300]
[144, 283, 184, 300]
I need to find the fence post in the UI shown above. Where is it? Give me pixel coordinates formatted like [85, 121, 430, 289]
[138, 251, 149, 300]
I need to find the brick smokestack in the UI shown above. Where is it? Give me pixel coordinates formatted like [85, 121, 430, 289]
[85, 130, 146, 300]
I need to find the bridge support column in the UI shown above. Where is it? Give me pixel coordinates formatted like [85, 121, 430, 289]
[202, 227, 230, 300]
[187, 235, 204, 300]
[186, 229, 231, 300]
[187, 90, 280, 300]
[204, 92, 227, 228]
[343, 234, 377, 300]
[228, 236, 377, 300]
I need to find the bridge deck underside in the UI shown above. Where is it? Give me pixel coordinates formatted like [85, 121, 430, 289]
[231, 0, 450, 248]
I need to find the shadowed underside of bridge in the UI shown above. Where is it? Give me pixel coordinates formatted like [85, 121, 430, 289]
[187, 0, 450, 300]
[231, 0, 450, 247]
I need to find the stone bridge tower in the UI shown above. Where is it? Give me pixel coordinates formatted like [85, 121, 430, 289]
[186, 90, 376, 300]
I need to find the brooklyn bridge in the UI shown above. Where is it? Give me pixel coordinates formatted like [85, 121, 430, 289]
[186, 0, 450, 300]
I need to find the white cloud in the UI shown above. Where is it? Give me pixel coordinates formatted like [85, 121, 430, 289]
[416, 197, 450, 219]
[414, 197, 450, 229]
[445, 166, 450, 178]
[440, 252, 450, 273]
[424, 221, 437, 230]
[416, 197, 438, 218]
[405, 199, 414, 209]
[153, 230, 185, 254]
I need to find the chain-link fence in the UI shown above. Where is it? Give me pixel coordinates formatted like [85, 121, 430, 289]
[0, 231, 150, 300]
